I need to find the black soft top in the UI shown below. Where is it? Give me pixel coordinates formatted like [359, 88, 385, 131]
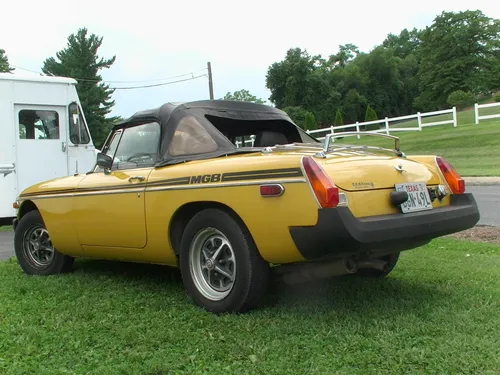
[115, 100, 292, 128]
[111, 100, 314, 165]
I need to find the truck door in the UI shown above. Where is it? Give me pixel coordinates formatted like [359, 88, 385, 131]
[67, 102, 97, 175]
[15, 105, 69, 193]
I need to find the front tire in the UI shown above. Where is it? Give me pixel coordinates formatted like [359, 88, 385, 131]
[14, 210, 74, 275]
[179, 209, 269, 313]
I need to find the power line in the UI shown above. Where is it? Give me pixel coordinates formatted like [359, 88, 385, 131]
[10, 64, 208, 85]
[76, 68, 208, 83]
[110, 74, 207, 90]
[10, 65, 44, 75]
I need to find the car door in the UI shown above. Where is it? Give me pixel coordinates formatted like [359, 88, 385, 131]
[73, 121, 161, 249]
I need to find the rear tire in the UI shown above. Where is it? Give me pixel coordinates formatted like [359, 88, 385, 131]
[179, 208, 269, 313]
[355, 252, 400, 278]
[14, 210, 74, 275]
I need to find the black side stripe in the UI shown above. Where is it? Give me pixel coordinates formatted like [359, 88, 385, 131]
[21, 168, 304, 198]
[21, 183, 147, 198]
[21, 189, 75, 197]
[221, 168, 303, 182]
[148, 177, 190, 186]
[149, 168, 303, 186]
[77, 183, 147, 193]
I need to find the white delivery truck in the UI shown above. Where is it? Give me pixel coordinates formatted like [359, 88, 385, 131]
[0, 73, 98, 225]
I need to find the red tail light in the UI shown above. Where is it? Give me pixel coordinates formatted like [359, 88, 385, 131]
[301, 156, 339, 208]
[435, 156, 465, 194]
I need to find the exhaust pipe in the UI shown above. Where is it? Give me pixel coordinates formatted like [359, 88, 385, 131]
[356, 258, 389, 272]
[282, 257, 358, 285]
[279, 257, 390, 285]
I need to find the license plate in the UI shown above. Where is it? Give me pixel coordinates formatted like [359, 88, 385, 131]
[394, 182, 433, 213]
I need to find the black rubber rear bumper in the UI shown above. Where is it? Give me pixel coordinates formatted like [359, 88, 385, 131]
[289, 193, 480, 260]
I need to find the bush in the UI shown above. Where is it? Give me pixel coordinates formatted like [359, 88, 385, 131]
[364, 105, 379, 131]
[334, 109, 343, 126]
[494, 93, 500, 103]
[447, 90, 475, 110]
[304, 111, 317, 131]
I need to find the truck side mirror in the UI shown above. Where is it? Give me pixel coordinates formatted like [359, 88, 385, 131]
[96, 152, 113, 172]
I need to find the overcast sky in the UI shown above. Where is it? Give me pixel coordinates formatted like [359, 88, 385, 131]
[2, 0, 499, 118]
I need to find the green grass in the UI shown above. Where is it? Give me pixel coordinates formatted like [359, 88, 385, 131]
[0, 238, 499, 375]
[0, 226, 12, 232]
[323, 107, 500, 176]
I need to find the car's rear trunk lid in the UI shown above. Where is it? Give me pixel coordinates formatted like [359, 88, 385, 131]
[318, 154, 441, 191]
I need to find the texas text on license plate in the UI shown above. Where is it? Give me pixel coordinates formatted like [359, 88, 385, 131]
[394, 182, 433, 213]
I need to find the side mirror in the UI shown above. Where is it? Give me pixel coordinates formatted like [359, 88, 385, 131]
[96, 152, 113, 172]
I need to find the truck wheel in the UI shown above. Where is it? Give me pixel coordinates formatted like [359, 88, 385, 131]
[179, 208, 269, 313]
[14, 210, 74, 275]
[355, 253, 400, 278]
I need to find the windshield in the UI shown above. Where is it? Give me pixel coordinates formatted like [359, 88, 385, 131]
[95, 122, 161, 171]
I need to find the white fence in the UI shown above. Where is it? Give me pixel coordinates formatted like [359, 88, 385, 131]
[306, 107, 457, 141]
[235, 136, 255, 147]
[474, 102, 500, 124]
[233, 106, 460, 147]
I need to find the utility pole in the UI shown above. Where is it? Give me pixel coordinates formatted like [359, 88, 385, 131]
[207, 61, 214, 100]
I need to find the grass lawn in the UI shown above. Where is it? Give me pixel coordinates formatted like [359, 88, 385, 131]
[319, 106, 500, 176]
[0, 238, 499, 375]
[0, 226, 12, 232]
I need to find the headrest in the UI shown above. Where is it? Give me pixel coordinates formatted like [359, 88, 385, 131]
[253, 131, 288, 147]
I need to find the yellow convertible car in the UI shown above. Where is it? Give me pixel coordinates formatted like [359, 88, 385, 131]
[12, 100, 480, 313]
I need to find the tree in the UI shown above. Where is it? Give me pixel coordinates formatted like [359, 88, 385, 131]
[365, 104, 378, 121]
[266, 48, 326, 109]
[414, 10, 500, 110]
[223, 89, 265, 104]
[266, 10, 500, 126]
[382, 28, 421, 59]
[0, 49, 14, 73]
[304, 111, 317, 131]
[352, 46, 402, 117]
[342, 89, 367, 123]
[395, 53, 420, 115]
[267, 44, 410, 126]
[447, 90, 475, 110]
[266, 48, 336, 125]
[283, 106, 308, 129]
[334, 109, 344, 126]
[329, 43, 360, 68]
[42, 27, 117, 147]
[364, 104, 380, 130]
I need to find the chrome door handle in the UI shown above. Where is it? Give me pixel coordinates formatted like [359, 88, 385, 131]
[128, 176, 145, 182]
[61, 141, 67, 152]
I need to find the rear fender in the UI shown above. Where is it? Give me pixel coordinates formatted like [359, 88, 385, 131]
[406, 155, 448, 187]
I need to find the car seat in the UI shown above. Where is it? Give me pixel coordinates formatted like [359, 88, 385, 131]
[253, 131, 288, 147]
